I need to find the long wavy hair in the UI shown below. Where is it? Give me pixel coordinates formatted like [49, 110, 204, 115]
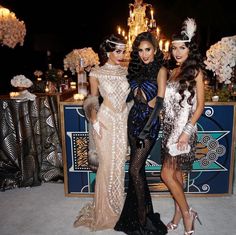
[167, 33, 206, 106]
[99, 34, 126, 66]
[127, 31, 164, 83]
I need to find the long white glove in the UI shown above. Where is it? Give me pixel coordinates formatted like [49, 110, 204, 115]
[92, 121, 101, 137]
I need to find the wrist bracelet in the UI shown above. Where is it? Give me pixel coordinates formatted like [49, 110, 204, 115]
[183, 122, 194, 136]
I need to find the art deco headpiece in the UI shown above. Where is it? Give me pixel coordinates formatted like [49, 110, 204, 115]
[172, 18, 197, 43]
[106, 39, 126, 49]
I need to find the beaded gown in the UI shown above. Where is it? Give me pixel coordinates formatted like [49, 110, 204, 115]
[74, 63, 130, 231]
[115, 61, 167, 235]
[161, 80, 197, 171]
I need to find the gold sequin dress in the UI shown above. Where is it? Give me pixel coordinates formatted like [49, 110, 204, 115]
[74, 63, 130, 231]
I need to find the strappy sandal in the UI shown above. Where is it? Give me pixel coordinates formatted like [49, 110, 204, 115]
[167, 221, 178, 231]
[184, 208, 202, 235]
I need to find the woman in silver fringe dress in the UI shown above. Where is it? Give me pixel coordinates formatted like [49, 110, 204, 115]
[161, 18, 205, 235]
[73, 34, 130, 231]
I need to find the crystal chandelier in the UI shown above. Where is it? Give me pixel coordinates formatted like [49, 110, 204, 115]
[0, 5, 26, 48]
[117, 0, 169, 54]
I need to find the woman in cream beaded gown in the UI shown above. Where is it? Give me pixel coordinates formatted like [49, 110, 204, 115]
[73, 34, 130, 231]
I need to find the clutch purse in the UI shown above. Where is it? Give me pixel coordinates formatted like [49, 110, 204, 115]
[169, 143, 190, 156]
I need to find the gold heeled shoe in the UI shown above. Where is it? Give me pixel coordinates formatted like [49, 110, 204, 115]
[184, 208, 202, 235]
[167, 221, 178, 231]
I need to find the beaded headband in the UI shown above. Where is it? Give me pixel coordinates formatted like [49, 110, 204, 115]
[106, 39, 126, 49]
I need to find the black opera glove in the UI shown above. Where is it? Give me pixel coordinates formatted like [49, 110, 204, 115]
[138, 96, 164, 141]
[136, 138, 145, 149]
[126, 90, 134, 103]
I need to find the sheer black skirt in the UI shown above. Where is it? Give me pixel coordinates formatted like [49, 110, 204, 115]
[114, 133, 167, 235]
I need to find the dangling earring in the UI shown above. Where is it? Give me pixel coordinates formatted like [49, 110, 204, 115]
[107, 52, 110, 58]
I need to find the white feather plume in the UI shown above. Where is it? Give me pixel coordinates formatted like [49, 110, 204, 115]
[181, 18, 197, 42]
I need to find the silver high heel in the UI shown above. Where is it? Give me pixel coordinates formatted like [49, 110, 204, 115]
[184, 208, 202, 235]
[167, 221, 178, 231]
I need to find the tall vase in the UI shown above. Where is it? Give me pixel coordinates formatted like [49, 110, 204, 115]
[77, 68, 88, 96]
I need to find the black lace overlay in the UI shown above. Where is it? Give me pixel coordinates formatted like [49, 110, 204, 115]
[115, 134, 167, 234]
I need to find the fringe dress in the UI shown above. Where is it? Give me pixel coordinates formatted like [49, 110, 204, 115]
[161, 80, 197, 171]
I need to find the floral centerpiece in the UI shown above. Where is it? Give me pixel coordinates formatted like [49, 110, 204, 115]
[0, 5, 26, 48]
[11, 74, 33, 88]
[204, 35, 236, 84]
[10, 75, 36, 100]
[63, 47, 99, 74]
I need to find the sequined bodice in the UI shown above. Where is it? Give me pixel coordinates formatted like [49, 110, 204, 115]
[163, 81, 197, 146]
[164, 81, 197, 112]
[89, 63, 130, 112]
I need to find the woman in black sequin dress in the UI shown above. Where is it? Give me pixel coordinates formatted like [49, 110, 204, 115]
[114, 32, 167, 235]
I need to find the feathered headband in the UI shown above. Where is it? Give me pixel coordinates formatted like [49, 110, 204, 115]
[172, 18, 197, 43]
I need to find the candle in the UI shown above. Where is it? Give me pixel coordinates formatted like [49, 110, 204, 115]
[73, 93, 85, 101]
[164, 41, 170, 52]
[70, 82, 76, 89]
[118, 26, 121, 35]
[129, 10, 133, 18]
[150, 9, 154, 20]
[122, 30, 125, 37]
[156, 27, 160, 36]
[45, 87, 49, 93]
[9, 92, 20, 98]
[159, 40, 163, 51]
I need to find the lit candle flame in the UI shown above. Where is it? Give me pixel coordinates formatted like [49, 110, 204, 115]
[164, 41, 170, 52]
[159, 40, 163, 51]
[117, 26, 121, 34]
[150, 9, 154, 20]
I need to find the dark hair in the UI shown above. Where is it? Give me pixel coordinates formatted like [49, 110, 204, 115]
[99, 34, 126, 66]
[168, 33, 206, 105]
[127, 31, 164, 83]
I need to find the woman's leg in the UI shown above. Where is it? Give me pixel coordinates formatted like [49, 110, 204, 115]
[129, 136, 154, 226]
[172, 171, 183, 224]
[161, 158, 193, 232]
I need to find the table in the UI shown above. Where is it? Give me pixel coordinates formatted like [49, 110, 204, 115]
[60, 100, 236, 197]
[0, 93, 70, 191]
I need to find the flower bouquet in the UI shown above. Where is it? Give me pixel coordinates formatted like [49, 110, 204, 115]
[63, 47, 99, 74]
[204, 35, 236, 84]
[0, 6, 26, 48]
[10, 75, 36, 101]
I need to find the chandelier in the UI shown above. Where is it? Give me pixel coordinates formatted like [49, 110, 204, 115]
[117, 0, 169, 54]
[0, 5, 26, 48]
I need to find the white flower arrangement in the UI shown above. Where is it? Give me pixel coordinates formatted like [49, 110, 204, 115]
[0, 6, 26, 49]
[11, 75, 33, 88]
[63, 47, 99, 74]
[33, 70, 43, 77]
[204, 35, 236, 84]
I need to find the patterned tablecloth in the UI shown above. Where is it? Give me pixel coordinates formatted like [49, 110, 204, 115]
[0, 95, 63, 191]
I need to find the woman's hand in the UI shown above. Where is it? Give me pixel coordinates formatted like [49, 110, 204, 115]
[92, 120, 107, 138]
[92, 121, 101, 137]
[177, 132, 190, 151]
